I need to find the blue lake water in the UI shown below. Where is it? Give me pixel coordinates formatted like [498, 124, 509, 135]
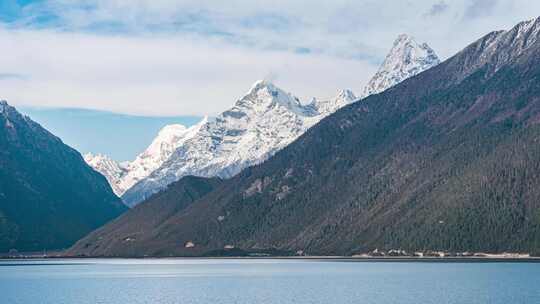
[0, 259, 539, 304]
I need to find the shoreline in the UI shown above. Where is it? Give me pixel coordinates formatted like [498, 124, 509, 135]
[1, 255, 540, 263]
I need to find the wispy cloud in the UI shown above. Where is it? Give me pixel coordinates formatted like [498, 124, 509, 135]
[426, 1, 449, 17]
[0, 72, 28, 80]
[464, 0, 499, 19]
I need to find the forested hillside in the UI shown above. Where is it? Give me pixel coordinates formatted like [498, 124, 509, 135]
[0, 101, 126, 252]
[71, 18, 540, 257]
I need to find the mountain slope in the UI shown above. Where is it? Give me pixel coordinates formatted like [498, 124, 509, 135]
[0, 101, 127, 252]
[71, 17, 540, 257]
[68, 176, 223, 256]
[362, 34, 440, 97]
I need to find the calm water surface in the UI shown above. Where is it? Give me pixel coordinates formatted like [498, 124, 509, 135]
[0, 259, 538, 304]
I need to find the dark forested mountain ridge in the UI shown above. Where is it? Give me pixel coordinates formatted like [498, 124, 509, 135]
[67, 176, 222, 256]
[71, 17, 540, 257]
[0, 101, 126, 252]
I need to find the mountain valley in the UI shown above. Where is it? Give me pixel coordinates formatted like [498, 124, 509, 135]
[70, 18, 540, 256]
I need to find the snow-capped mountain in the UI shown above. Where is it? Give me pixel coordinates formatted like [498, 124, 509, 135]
[84, 153, 128, 195]
[362, 34, 440, 97]
[87, 34, 440, 206]
[121, 80, 337, 206]
[119, 121, 206, 192]
[85, 120, 206, 196]
[310, 89, 357, 115]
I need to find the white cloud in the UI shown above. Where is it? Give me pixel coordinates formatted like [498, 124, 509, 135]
[1, 0, 539, 116]
[0, 28, 377, 116]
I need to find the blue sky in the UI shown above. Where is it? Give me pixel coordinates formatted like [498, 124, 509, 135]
[1, 0, 539, 159]
[19, 106, 201, 160]
[0, 1, 36, 21]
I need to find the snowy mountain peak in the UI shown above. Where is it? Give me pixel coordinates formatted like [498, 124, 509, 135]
[157, 124, 187, 136]
[311, 89, 357, 116]
[0, 100, 12, 114]
[198, 115, 210, 125]
[121, 81, 327, 206]
[84, 152, 104, 162]
[337, 89, 357, 101]
[138, 124, 188, 161]
[455, 16, 540, 81]
[84, 153, 121, 171]
[84, 153, 127, 196]
[237, 80, 311, 116]
[246, 79, 289, 98]
[244, 79, 281, 101]
[393, 33, 421, 47]
[0, 100, 28, 124]
[84, 118, 206, 198]
[515, 17, 540, 34]
[394, 33, 412, 44]
[247, 79, 275, 92]
[362, 34, 440, 97]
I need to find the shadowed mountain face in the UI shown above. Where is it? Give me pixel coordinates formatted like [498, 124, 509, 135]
[71, 18, 540, 257]
[67, 176, 222, 256]
[0, 102, 127, 253]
